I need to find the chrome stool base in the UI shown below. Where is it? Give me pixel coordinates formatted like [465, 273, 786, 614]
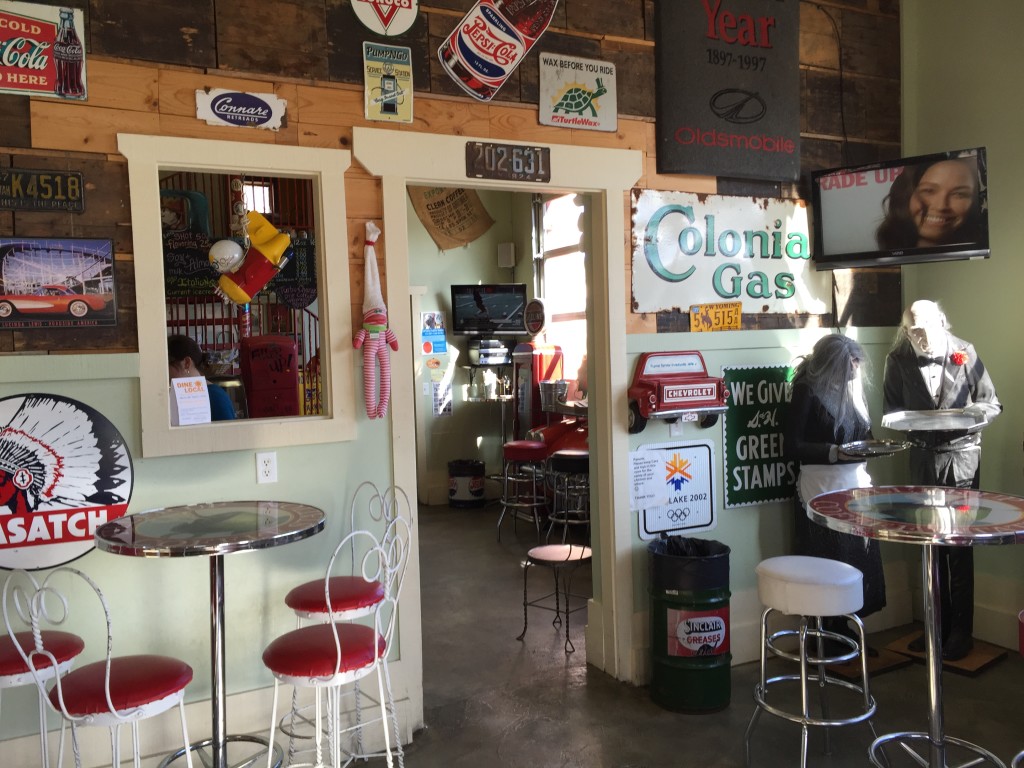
[871, 731, 1006, 768]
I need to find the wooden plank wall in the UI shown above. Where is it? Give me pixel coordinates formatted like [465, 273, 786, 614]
[0, 0, 901, 354]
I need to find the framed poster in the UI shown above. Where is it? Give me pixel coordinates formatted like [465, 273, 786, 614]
[0, 238, 117, 329]
[722, 365, 795, 508]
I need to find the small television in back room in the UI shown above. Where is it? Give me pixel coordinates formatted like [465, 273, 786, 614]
[810, 147, 989, 270]
[450, 283, 527, 336]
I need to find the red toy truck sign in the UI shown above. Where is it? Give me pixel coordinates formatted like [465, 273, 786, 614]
[628, 351, 728, 433]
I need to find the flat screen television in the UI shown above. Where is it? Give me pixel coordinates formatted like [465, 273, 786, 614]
[810, 147, 989, 270]
[450, 283, 527, 337]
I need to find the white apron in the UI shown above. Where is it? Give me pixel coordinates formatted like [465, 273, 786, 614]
[798, 462, 871, 508]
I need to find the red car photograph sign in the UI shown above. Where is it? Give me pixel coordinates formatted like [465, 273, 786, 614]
[0, 238, 117, 329]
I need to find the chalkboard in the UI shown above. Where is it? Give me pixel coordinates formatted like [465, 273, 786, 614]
[272, 236, 318, 309]
[163, 228, 217, 298]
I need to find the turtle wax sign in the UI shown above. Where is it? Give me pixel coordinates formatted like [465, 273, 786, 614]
[196, 88, 286, 130]
[539, 52, 617, 132]
[0, 1, 88, 99]
[352, 0, 418, 36]
[631, 188, 830, 315]
[655, 0, 799, 180]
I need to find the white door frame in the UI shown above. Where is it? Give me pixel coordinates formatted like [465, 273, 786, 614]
[353, 127, 643, 690]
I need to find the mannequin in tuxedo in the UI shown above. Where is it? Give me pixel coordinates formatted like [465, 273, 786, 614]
[883, 300, 1001, 660]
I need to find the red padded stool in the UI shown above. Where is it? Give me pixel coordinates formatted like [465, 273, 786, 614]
[545, 449, 589, 543]
[497, 440, 548, 542]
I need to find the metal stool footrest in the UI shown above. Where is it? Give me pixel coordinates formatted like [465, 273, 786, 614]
[756, 674, 877, 727]
[870, 731, 1007, 768]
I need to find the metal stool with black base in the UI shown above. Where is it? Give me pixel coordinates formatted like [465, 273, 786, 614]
[516, 544, 592, 653]
[745, 555, 879, 768]
[497, 440, 548, 542]
[545, 449, 590, 543]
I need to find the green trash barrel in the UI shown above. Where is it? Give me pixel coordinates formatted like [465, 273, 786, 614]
[648, 536, 731, 712]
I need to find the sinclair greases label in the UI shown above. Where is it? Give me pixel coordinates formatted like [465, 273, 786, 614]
[666, 606, 730, 657]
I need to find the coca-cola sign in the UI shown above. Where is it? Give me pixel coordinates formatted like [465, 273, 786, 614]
[195, 88, 287, 131]
[0, 1, 87, 100]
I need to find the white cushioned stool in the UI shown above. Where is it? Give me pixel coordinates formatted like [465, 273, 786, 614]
[744, 555, 879, 768]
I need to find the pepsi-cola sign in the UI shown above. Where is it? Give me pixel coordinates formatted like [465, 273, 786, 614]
[196, 88, 287, 131]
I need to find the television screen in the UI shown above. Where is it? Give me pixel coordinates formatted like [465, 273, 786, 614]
[450, 283, 527, 337]
[810, 147, 989, 270]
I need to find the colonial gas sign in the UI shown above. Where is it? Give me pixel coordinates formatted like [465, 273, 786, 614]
[0, 394, 133, 570]
[655, 0, 800, 180]
[631, 188, 830, 315]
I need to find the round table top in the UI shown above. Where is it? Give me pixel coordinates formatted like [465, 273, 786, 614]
[94, 500, 326, 558]
[808, 485, 1024, 546]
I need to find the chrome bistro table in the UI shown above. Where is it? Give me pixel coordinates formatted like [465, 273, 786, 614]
[94, 500, 326, 768]
[808, 486, 1024, 768]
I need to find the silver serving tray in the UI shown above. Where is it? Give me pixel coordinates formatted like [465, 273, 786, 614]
[881, 408, 989, 434]
[840, 439, 911, 458]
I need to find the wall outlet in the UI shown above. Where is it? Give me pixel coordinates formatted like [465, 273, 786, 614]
[256, 451, 278, 484]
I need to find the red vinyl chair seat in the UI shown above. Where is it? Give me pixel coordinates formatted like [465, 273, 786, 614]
[284, 576, 385, 617]
[0, 630, 84, 677]
[503, 440, 547, 462]
[263, 623, 385, 679]
[50, 655, 193, 715]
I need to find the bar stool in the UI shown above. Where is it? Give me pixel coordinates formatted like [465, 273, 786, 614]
[516, 544, 592, 653]
[744, 555, 878, 768]
[497, 440, 548, 542]
[545, 449, 590, 543]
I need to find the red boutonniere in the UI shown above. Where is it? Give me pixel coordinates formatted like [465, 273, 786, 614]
[950, 350, 968, 366]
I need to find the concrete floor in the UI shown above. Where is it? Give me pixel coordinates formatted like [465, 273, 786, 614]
[407, 502, 1024, 768]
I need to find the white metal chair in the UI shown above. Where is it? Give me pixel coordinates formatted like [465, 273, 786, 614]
[2, 574, 85, 768]
[278, 482, 409, 760]
[2, 567, 195, 768]
[263, 512, 412, 768]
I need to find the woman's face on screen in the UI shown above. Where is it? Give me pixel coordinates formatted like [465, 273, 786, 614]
[909, 160, 977, 246]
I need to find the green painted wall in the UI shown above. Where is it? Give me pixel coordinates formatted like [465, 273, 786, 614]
[901, 0, 1024, 632]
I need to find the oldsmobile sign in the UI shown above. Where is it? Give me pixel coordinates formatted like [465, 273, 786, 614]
[631, 188, 830, 315]
[195, 88, 286, 130]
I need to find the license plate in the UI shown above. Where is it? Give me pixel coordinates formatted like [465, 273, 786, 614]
[0, 169, 85, 213]
[689, 301, 742, 332]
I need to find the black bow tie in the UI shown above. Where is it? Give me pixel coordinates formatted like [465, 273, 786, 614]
[917, 355, 944, 366]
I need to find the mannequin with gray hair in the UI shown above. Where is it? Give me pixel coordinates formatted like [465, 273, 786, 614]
[883, 299, 1000, 660]
[784, 334, 886, 644]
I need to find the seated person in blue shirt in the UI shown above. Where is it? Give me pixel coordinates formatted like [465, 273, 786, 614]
[168, 334, 236, 421]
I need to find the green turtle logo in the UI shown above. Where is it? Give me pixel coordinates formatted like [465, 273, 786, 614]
[552, 77, 607, 117]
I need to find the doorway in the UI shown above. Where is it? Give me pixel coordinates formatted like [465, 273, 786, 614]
[353, 127, 644, 732]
